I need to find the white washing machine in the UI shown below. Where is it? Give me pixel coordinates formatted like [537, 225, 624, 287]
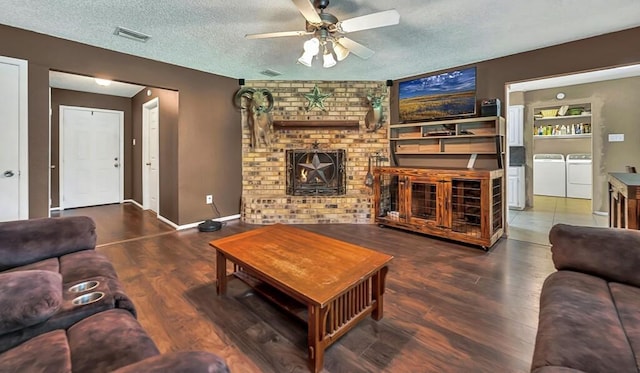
[566, 154, 592, 199]
[534, 154, 566, 197]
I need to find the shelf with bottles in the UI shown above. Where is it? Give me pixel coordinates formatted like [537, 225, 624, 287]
[533, 122, 592, 138]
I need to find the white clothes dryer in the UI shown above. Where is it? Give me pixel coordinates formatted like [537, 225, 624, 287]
[566, 154, 592, 199]
[533, 154, 566, 197]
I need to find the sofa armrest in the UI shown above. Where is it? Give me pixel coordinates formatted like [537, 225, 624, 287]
[0, 216, 96, 271]
[0, 270, 63, 335]
[111, 351, 229, 373]
[549, 224, 640, 287]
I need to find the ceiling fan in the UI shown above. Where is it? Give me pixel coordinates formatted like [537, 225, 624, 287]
[246, 0, 400, 68]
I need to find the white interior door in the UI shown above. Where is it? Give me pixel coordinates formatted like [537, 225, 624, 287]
[0, 56, 28, 222]
[60, 106, 123, 209]
[142, 98, 159, 213]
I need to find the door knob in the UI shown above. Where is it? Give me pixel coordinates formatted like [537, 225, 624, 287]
[146, 162, 151, 166]
[3, 170, 15, 177]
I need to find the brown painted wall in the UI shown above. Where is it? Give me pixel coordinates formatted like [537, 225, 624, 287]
[390, 27, 640, 123]
[0, 24, 240, 224]
[50, 89, 133, 208]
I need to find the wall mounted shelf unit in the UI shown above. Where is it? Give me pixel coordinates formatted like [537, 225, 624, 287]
[389, 116, 505, 170]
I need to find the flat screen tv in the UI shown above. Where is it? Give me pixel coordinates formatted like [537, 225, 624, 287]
[398, 67, 477, 122]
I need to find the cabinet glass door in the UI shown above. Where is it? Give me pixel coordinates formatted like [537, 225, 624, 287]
[377, 173, 401, 220]
[408, 180, 438, 224]
[450, 179, 483, 238]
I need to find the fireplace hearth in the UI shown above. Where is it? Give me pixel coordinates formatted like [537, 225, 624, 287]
[286, 149, 346, 196]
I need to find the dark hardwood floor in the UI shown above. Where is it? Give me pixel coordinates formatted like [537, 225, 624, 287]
[57, 203, 554, 373]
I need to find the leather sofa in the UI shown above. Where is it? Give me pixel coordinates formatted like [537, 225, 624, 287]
[531, 224, 640, 373]
[0, 216, 229, 372]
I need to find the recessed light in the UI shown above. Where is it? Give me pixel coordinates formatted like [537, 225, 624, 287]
[95, 78, 112, 86]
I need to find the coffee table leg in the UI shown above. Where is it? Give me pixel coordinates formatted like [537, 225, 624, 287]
[216, 251, 227, 295]
[307, 304, 324, 373]
[372, 266, 389, 320]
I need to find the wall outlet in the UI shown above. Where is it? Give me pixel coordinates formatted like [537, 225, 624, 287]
[206, 195, 213, 204]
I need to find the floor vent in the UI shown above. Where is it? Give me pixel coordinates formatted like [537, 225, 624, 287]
[114, 26, 151, 42]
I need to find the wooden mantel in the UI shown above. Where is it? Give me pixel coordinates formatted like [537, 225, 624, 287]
[273, 120, 360, 129]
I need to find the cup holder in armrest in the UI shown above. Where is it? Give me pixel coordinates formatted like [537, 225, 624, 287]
[68, 280, 100, 293]
[72, 292, 105, 306]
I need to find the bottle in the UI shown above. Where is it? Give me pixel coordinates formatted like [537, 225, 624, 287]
[561, 125, 567, 135]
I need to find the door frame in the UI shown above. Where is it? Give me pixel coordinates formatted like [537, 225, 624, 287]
[0, 56, 29, 220]
[59, 105, 124, 210]
[142, 97, 160, 213]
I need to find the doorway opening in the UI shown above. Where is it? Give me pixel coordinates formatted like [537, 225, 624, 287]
[504, 63, 640, 244]
[0, 56, 29, 221]
[142, 97, 160, 213]
[59, 106, 124, 209]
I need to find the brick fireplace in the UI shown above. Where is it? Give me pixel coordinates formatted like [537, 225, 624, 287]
[241, 80, 389, 224]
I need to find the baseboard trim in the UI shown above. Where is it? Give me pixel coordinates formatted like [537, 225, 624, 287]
[122, 199, 144, 209]
[177, 214, 241, 230]
[121, 200, 240, 230]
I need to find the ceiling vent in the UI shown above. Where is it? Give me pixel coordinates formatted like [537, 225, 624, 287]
[114, 26, 151, 42]
[260, 69, 282, 77]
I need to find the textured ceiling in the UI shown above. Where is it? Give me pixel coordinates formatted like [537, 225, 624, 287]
[1, 0, 639, 81]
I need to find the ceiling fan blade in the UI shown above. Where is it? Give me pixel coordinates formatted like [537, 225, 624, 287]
[338, 9, 400, 33]
[246, 30, 312, 39]
[337, 37, 375, 60]
[291, 0, 322, 24]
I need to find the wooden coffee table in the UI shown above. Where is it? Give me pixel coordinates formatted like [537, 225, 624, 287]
[209, 224, 393, 373]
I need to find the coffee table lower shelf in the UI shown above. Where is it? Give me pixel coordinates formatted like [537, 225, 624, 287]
[233, 270, 308, 322]
[225, 266, 388, 373]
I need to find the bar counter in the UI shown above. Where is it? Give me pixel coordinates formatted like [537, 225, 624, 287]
[609, 172, 640, 229]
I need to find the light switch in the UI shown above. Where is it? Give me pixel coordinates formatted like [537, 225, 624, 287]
[608, 133, 624, 142]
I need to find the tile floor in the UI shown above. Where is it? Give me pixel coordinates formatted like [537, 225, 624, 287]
[507, 195, 609, 246]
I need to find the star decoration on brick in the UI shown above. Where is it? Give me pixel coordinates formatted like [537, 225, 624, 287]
[304, 85, 331, 112]
[299, 153, 332, 184]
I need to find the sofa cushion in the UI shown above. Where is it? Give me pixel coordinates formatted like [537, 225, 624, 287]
[67, 309, 159, 373]
[610, 282, 640, 370]
[0, 330, 71, 372]
[532, 271, 637, 373]
[60, 250, 118, 283]
[0, 216, 96, 271]
[0, 270, 63, 335]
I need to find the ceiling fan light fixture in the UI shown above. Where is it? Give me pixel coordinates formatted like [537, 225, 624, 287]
[332, 40, 350, 61]
[298, 52, 315, 67]
[323, 48, 337, 68]
[298, 37, 320, 67]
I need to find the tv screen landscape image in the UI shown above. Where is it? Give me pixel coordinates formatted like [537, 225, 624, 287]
[399, 67, 477, 122]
